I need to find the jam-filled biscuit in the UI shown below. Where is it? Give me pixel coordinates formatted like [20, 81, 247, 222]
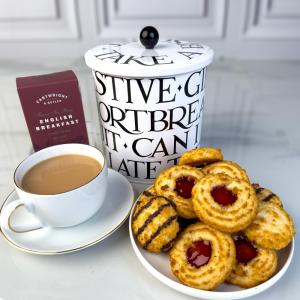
[179, 147, 224, 167]
[169, 223, 235, 290]
[154, 165, 204, 219]
[192, 174, 259, 233]
[226, 235, 277, 288]
[252, 184, 283, 207]
[244, 200, 295, 250]
[132, 194, 179, 253]
[202, 161, 250, 183]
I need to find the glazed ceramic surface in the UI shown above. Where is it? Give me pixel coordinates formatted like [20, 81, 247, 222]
[4, 143, 108, 229]
[0, 168, 133, 254]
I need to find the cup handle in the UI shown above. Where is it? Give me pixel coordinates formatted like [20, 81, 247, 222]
[2, 199, 44, 233]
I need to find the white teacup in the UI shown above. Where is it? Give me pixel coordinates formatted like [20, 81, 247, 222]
[1, 143, 108, 233]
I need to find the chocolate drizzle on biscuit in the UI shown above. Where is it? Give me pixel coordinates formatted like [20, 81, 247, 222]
[261, 193, 276, 202]
[255, 187, 264, 194]
[136, 203, 173, 236]
[253, 185, 277, 202]
[143, 190, 155, 197]
[133, 195, 176, 223]
[132, 197, 156, 222]
[165, 198, 176, 209]
[143, 215, 177, 250]
[160, 236, 177, 252]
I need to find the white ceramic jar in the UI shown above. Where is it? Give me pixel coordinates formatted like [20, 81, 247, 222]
[85, 27, 213, 185]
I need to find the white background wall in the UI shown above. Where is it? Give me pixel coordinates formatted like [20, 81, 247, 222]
[0, 0, 299, 63]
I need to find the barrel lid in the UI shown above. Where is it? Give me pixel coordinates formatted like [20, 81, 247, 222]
[85, 36, 213, 78]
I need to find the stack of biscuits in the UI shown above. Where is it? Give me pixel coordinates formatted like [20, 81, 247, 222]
[131, 147, 295, 290]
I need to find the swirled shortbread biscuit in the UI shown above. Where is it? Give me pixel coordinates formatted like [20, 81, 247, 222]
[169, 223, 236, 290]
[132, 194, 179, 253]
[227, 235, 277, 288]
[252, 184, 283, 207]
[192, 174, 259, 233]
[244, 200, 295, 250]
[202, 161, 250, 183]
[154, 165, 204, 219]
[179, 147, 223, 168]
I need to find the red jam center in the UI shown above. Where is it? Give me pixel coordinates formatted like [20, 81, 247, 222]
[234, 236, 258, 264]
[210, 185, 237, 206]
[186, 240, 211, 268]
[175, 176, 196, 198]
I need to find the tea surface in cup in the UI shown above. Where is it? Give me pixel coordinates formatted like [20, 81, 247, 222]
[21, 154, 102, 195]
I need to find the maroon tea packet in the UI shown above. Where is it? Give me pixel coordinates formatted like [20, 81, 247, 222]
[16, 70, 89, 151]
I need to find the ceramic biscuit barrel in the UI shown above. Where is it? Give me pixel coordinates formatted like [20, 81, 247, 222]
[85, 27, 213, 185]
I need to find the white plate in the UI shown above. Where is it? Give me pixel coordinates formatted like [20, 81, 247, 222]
[0, 168, 134, 255]
[129, 195, 294, 300]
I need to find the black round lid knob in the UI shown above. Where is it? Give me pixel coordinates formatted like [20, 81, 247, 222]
[140, 26, 159, 49]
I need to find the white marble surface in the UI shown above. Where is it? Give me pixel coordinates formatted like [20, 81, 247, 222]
[0, 60, 299, 300]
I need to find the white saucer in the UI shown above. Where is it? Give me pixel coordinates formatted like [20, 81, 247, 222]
[129, 195, 294, 300]
[0, 168, 134, 255]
